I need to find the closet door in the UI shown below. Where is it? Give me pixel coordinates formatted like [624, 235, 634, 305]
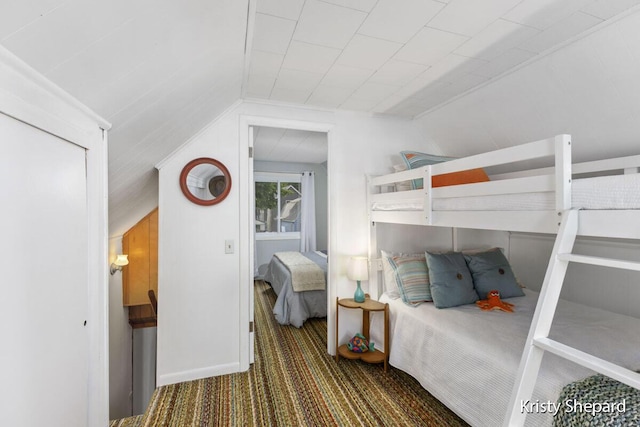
[0, 112, 89, 426]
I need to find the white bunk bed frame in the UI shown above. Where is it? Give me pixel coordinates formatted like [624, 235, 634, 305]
[367, 134, 640, 426]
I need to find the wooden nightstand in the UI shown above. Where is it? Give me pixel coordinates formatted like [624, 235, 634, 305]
[335, 296, 389, 371]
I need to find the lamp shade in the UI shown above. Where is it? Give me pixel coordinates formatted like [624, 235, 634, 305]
[114, 254, 129, 267]
[347, 256, 369, 281]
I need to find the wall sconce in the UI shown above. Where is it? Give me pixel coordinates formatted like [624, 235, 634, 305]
[347, 256, 369, 303]
[110, 254, 129, 275]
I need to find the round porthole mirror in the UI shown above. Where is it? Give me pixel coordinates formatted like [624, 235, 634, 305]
[179, 157, 232, 206]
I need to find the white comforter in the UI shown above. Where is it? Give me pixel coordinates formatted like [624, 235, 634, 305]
[372, 289, 640, 426]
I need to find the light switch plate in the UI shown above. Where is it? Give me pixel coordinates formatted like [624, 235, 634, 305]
[225, 239, 234, 254]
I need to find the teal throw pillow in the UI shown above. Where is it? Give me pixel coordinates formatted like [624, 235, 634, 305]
[426, 251, 478, 309]
[464, 248, 524, 299]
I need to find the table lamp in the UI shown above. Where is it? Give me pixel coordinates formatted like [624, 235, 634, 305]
[347, 256, 369, 303]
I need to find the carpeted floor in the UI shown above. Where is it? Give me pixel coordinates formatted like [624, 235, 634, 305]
[111, 280, 467, 426]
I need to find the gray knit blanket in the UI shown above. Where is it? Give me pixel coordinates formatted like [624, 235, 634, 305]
[553, 374, 640, 426]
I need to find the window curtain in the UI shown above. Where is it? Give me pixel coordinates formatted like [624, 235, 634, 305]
[300, 171, 316, 252]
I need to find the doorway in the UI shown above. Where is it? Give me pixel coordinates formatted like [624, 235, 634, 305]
[239, 116, 333, 368]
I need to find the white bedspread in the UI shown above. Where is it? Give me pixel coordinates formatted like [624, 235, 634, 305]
[372, 173, 640, 211]
[372, 289, 640, 426]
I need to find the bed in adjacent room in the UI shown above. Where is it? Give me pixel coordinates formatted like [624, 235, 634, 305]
[263, 250, 327, 328]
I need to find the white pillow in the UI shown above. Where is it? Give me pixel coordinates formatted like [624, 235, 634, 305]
[381, 250, 401, 299]
[392, 164, 412, 192]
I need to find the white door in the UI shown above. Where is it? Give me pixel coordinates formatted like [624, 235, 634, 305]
[0, 112, 89, 426]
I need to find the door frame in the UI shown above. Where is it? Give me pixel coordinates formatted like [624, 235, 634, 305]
[238, 115, 333, 370]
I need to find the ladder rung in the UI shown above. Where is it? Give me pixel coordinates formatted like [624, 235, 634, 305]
[558, 253, 640, 272]
[533, 337, 640, 390]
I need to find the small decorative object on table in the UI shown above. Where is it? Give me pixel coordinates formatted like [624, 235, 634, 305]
[335, 297, 390, 371]
[347, 333, 369, 353]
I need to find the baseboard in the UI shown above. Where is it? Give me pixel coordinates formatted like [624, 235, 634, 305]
[157, 362, 240, 387]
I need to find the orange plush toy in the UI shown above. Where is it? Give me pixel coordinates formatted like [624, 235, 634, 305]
[476, 290, 514, 313]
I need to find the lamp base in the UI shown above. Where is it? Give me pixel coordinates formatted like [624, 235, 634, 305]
[354, 280, 365, 303]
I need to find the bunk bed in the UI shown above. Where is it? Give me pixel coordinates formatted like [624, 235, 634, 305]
[263, 251, 327, 327]
[367, 135, 640, 426]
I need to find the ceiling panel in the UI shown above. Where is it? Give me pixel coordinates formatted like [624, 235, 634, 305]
[248, 0, 634, 119]
[320, 64, 373, 89]
[427, 0, 523, 37]
[256, 0, 305, 20]
[335, 34, 402, 70]
[504, 0, 595, 30]
[252, 13, 296, 55]
[519, 12, 603, 53]
[339, 96, 380, 110]
[270, 87, 312, 104]
[292, 0, 366, 49]
[246, 74, 276, 98]
[306, 85, 354, 108]
[367, 60, 428, 86]
[357, 0, 445, 43]
[471, 48, 537, 78]
[351, 81, 400, 102]
[393, 27, 468, 66]
[1, 0, 133, 73]
[273, 68, 324, 92]
[249, 50, 284, 78]
[321, 0, 377, 12]
[0, 0, 66, 40]
[280, 40, 341, 74]
[581, 0, 640, 19]
[454, 19, 540, 60]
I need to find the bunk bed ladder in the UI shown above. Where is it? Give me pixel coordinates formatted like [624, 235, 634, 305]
[505, 209, 640, 426]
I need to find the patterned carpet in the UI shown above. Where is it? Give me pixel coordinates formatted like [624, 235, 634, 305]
[111, 281, 467, 426]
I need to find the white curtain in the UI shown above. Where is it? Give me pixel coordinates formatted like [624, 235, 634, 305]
[300, 171, 316, 252]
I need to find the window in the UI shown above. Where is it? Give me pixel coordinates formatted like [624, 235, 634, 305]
[255, 173, 302, 239]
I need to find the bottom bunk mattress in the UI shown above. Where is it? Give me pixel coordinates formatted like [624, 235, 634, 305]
[375, 289, 640, 426]
[264, 251, 327, 328]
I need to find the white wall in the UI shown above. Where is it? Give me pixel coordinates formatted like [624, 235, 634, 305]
[109, 237, 133, 419]
[509, 233, 640, 318]
[156, 100, 434, 386]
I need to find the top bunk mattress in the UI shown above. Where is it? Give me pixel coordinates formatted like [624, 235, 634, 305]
[372, 173, 640, 212]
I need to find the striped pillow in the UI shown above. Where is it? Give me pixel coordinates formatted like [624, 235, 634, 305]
[390, 254, 432, 306]
[400, 151, 455, 190]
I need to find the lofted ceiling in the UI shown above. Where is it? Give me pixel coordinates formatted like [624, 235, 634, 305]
[246, 0, 640, 116]
[2, 0, 639, 236]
